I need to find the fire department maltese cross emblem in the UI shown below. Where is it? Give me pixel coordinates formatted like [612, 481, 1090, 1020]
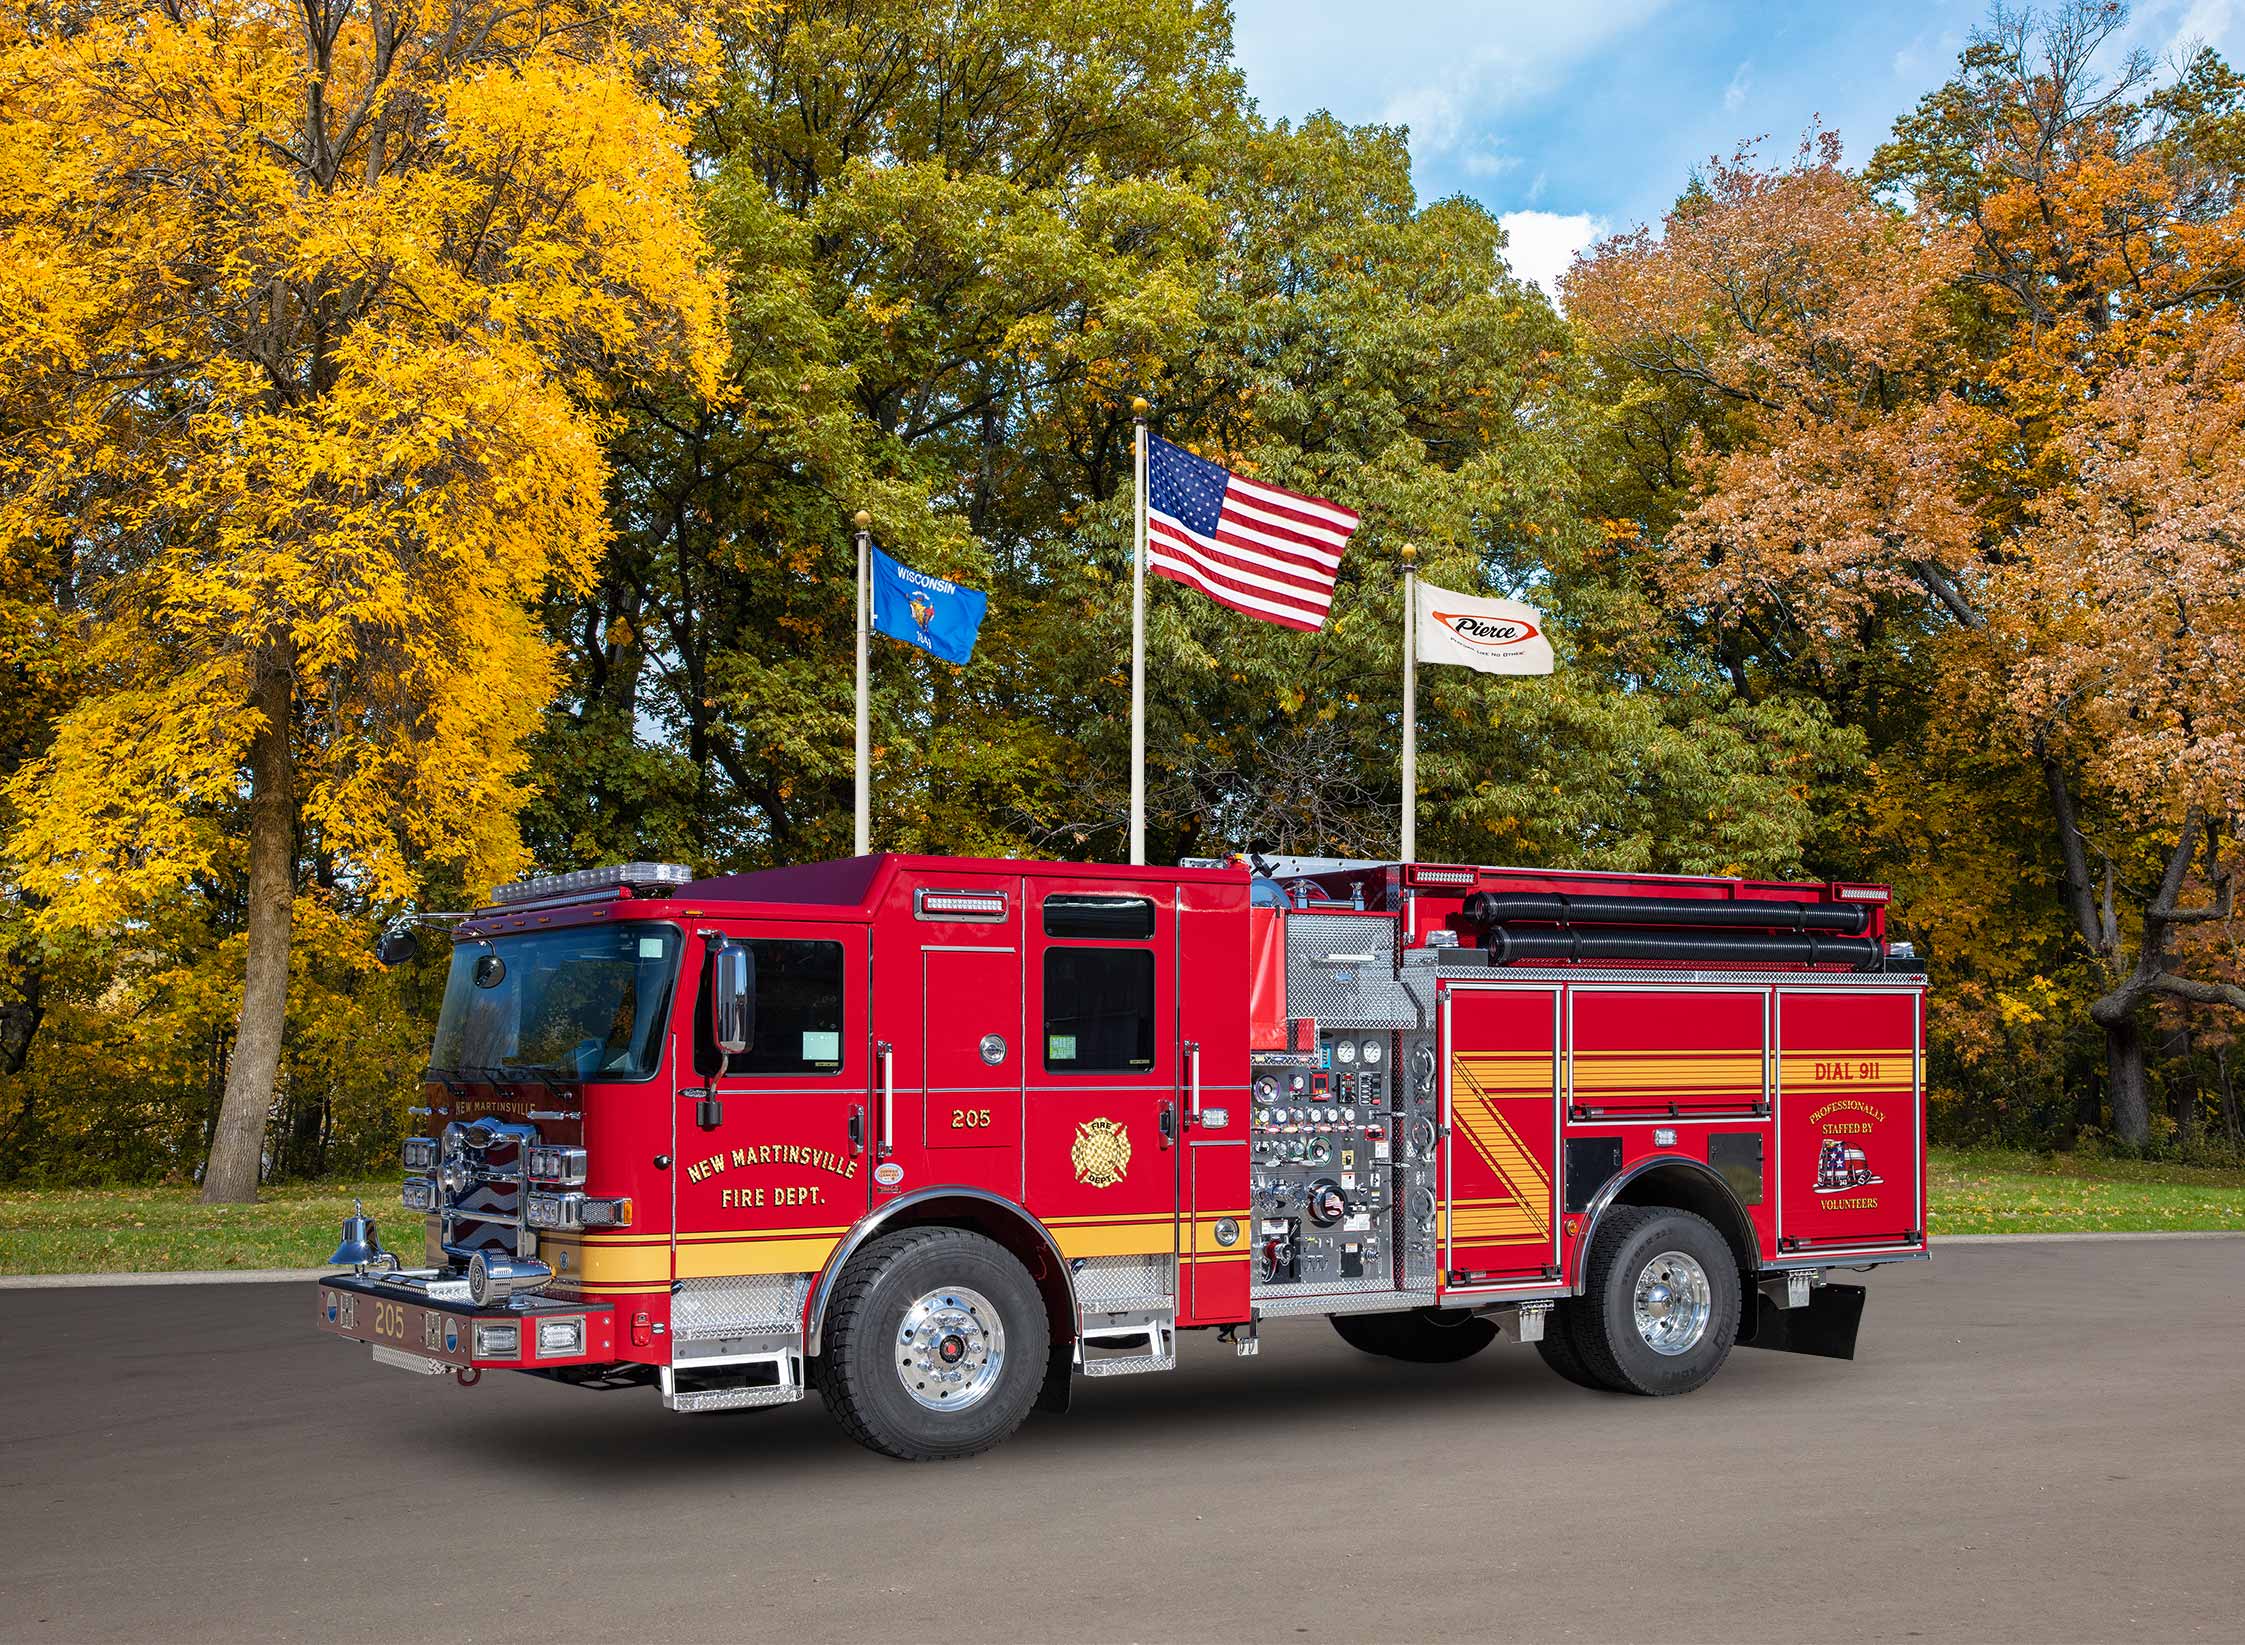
[1070, 1117, 1132, 1188]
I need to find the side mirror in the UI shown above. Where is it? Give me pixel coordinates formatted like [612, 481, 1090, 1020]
[375, 922, 421, 968]
[710, 942, 755, 1057]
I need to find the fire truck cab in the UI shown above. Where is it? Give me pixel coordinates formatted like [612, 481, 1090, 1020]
[318, 852, 1927, 1460]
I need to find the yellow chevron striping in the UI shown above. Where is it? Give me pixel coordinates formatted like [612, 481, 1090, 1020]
[1447, 1056, 1553, 1246]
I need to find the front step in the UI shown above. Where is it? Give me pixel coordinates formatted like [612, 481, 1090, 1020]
[659, 1345, 805, 1413]
[1075, 1309, 1176, 1377]
[664, 1381, 804, 1412]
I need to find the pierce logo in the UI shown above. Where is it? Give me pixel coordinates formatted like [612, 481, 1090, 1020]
[1433, 611, 1540, 649]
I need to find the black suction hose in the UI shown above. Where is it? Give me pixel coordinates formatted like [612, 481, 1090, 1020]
[1481, 925, 1886, 969]
[1464, 891, 1871, 936]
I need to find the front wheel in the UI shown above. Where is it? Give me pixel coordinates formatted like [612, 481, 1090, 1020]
[1568, 1205, 1740, 1397]
[817, 1226, 1050, 1460]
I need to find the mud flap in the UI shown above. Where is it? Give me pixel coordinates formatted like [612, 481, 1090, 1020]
[1738, 1282, 1866, 1359]
[1036, 1339, 1073, 1414]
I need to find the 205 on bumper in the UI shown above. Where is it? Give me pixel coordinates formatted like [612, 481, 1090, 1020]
[316, 1274, 615, 1376]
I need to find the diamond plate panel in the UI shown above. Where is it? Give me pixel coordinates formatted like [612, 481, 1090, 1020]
[1071, 1252, 1174, 1309]
[1286, 914, 1418, 1027]
[1252, 1287, 1439, 1318]
[672, 1272, 810, 1341]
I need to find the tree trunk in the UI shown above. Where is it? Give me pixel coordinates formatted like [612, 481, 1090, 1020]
[2103, 1013, 2149, 1147]
[2217, 1048, 2241, 1152]
[200, 656, 296, 1203]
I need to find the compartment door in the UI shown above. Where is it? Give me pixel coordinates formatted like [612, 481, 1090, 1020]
[1776, 989, 1924, 1254]
[1441, 986, 1561, 1287]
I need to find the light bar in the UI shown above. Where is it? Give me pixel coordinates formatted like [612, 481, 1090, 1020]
[1405, 864, 1479, 887]
[1832, 884, 1892, 904]
[916, 888, 1008, 922]
[488, 862, 692, 907]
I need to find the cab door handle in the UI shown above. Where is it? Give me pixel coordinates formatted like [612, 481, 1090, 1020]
[847, 1107, 864, 1157]
[876, 1042, 895, 1159]
[1158, 1102, 1176, 1148]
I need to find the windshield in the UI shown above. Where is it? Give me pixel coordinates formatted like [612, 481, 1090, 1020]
[430, 924, 680, 1082]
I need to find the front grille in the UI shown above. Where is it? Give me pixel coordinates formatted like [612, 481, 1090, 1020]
[439, 1120, 535, 1260]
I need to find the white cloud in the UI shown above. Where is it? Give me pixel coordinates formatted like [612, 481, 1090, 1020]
[1498, 210, 1607, 299]
[1724, 60, 1752, 112]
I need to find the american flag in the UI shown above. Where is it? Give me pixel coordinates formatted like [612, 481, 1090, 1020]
[1145, 433, 1359, 631]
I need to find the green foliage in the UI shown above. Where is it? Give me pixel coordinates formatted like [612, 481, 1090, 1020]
[13, 0, 2205, 1188]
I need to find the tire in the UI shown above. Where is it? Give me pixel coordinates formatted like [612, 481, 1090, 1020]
[1330, 1312, 1399, 1357]
[817, 1226, 1050, 1461]
[1568, 1205, 1740, 1397]
[1532, 1300, 1615, 1391]
[1329, 1307, 1497, 1363]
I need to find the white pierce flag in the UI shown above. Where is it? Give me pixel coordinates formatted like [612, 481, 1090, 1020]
[1414, 580, 1554, 675]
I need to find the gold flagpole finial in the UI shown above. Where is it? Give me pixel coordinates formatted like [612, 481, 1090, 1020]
[1132, 397, 1150, 417]
[1401, 541, 1417, 563]
[853, 510, 871, 531]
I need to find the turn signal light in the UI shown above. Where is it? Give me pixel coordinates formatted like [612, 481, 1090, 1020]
[579, 1196, 633, 1229]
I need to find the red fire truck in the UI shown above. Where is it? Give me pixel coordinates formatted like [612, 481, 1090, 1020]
[317, 853, 1927, 1459]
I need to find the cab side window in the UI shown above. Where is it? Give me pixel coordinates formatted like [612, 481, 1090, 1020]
[701, 938, 847, 1077]
[1041, 896, 1158, 1074]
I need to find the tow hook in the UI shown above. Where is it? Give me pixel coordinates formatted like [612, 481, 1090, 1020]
[455, 1367, 481, 1389]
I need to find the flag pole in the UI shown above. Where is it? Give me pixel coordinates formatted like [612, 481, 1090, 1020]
[1400, 542, 1417, 864]
[853, 510, 872, 857]
[1130, 397, 1149, 866]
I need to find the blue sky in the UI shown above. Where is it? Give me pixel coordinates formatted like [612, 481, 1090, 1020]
[1226, 0, 2244, 295]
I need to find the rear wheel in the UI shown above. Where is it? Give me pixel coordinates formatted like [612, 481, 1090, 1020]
[817, 1226, 1050, 1460]
[1329, 1307, 1497, 1363]
[1569, 1205, 1740, 1397]
[1532, 1300, 1614, 1391]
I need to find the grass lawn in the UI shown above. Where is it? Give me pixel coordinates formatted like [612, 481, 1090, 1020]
[3, 1150, 2242, 1274]
[1927, 1147, 2245, 1234]
[0, 1180, 395, 1275]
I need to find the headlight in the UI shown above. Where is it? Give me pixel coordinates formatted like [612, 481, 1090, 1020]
[535, 1317, 585, 1359]
[401, 1136, 438, 1170]
[400, 1177, 437, 1212]
[473, 1320, 520, 1359]
[525, 1192, 582, 1230]
[525, 1145, 588, 1185]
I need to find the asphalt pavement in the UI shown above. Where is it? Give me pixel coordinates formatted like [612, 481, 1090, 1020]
[3, 1237, 2241, 1643]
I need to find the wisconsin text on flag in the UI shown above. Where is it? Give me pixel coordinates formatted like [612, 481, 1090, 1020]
[1146, 433, 1359, 631]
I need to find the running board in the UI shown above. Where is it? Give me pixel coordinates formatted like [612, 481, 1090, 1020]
[1076, 1310, 1177, 1376]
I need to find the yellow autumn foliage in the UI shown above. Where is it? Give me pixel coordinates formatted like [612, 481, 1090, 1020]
[0, 0, 732, 927]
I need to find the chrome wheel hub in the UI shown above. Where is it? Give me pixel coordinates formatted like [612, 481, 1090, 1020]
[1632, 1250, 1712, 1356]
[895, 1286, 1006, 1411]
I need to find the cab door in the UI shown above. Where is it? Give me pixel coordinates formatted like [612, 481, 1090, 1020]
[1023, 879, 1182, 1295]
[672, 923, 871, 1286]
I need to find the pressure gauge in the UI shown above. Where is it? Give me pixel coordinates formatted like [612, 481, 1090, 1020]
[1255, 1076, 1279, 1102]
[1360, 1039, 1384, 1066]
[1334, 1039, 1358, 1065]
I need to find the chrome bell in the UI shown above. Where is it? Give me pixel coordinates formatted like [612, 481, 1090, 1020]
[326, 1198, 386, 1269]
